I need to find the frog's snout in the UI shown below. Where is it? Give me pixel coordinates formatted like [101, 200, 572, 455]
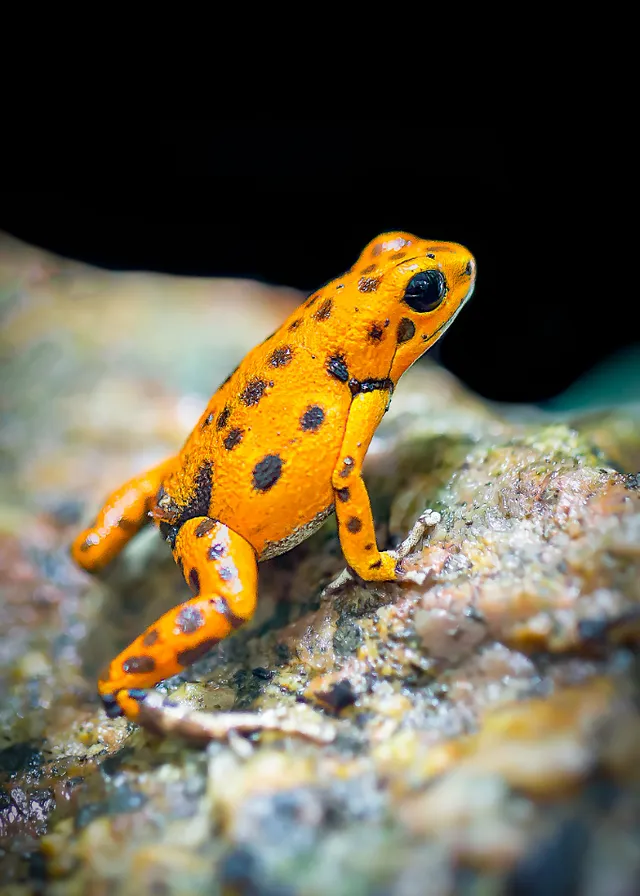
[461, 255, 477, 302]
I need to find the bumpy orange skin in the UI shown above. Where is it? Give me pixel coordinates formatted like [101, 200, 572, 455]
[71, 232, 476, 722]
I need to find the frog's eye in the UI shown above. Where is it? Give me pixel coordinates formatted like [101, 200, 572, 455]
[403, 271, 447, 313]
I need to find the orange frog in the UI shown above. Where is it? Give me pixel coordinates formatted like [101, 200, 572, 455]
[71, 232, 476, 726]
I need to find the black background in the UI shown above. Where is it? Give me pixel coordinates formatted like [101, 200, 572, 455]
[2, 124, 631, 403]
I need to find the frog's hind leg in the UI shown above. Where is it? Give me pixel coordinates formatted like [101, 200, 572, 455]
[71, 458, 177, 572]
[98, 517, 258, 723]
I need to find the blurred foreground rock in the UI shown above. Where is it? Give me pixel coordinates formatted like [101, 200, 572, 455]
[1, 234, 639, 895]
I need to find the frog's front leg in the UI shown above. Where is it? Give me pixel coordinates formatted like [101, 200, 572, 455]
[71, 458, 177, 572]
[98, 517, 258, 721]
[331, 388, 403, 582]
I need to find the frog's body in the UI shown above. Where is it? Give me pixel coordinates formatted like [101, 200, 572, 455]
[71, 232, 476, 724]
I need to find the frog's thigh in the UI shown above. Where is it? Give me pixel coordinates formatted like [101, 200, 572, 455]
[331, 389, 398, 582]
[71, 457, 177, 572]
[98, 517, 258, 720]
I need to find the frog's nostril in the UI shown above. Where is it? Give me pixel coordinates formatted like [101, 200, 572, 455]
[464, 259, 475, 277]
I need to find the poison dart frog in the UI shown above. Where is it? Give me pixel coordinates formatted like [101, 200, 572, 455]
[71, 232, 476, 726]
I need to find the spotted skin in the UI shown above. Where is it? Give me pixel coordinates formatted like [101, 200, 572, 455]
[97, 518, 257, 711]
[71, 232, 476, 725]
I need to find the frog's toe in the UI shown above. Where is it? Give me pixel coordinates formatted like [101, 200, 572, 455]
[322, 566, 354, 595]
[100, 691, 125, 718]
[394, 509, 442, 561]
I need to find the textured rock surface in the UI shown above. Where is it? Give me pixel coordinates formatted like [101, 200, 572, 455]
[1, 234, 639, 894]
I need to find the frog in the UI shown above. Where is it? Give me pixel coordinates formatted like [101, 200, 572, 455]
[71, 231, 476, 727]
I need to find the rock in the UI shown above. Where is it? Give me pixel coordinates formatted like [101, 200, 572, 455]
[1, 233, 639, 893]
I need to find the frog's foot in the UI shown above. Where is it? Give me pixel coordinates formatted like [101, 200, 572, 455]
[71, 458, 176, 572]
[100, 688, 151, 720]
[98, 517, 258, 726]
[391, 509, 441, 583]
[323, 509, 441, 594]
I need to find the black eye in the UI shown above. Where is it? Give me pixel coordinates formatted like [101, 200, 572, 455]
[403, 270, 447, 313]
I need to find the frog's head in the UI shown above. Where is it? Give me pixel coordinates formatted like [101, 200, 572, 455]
[355, 231, 476, 383]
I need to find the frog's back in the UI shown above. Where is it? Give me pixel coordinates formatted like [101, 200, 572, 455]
[160, 231, 475, 560]
[169, 299, 360, 559]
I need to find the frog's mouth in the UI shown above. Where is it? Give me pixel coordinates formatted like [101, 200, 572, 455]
[426, 280, 475, 343]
